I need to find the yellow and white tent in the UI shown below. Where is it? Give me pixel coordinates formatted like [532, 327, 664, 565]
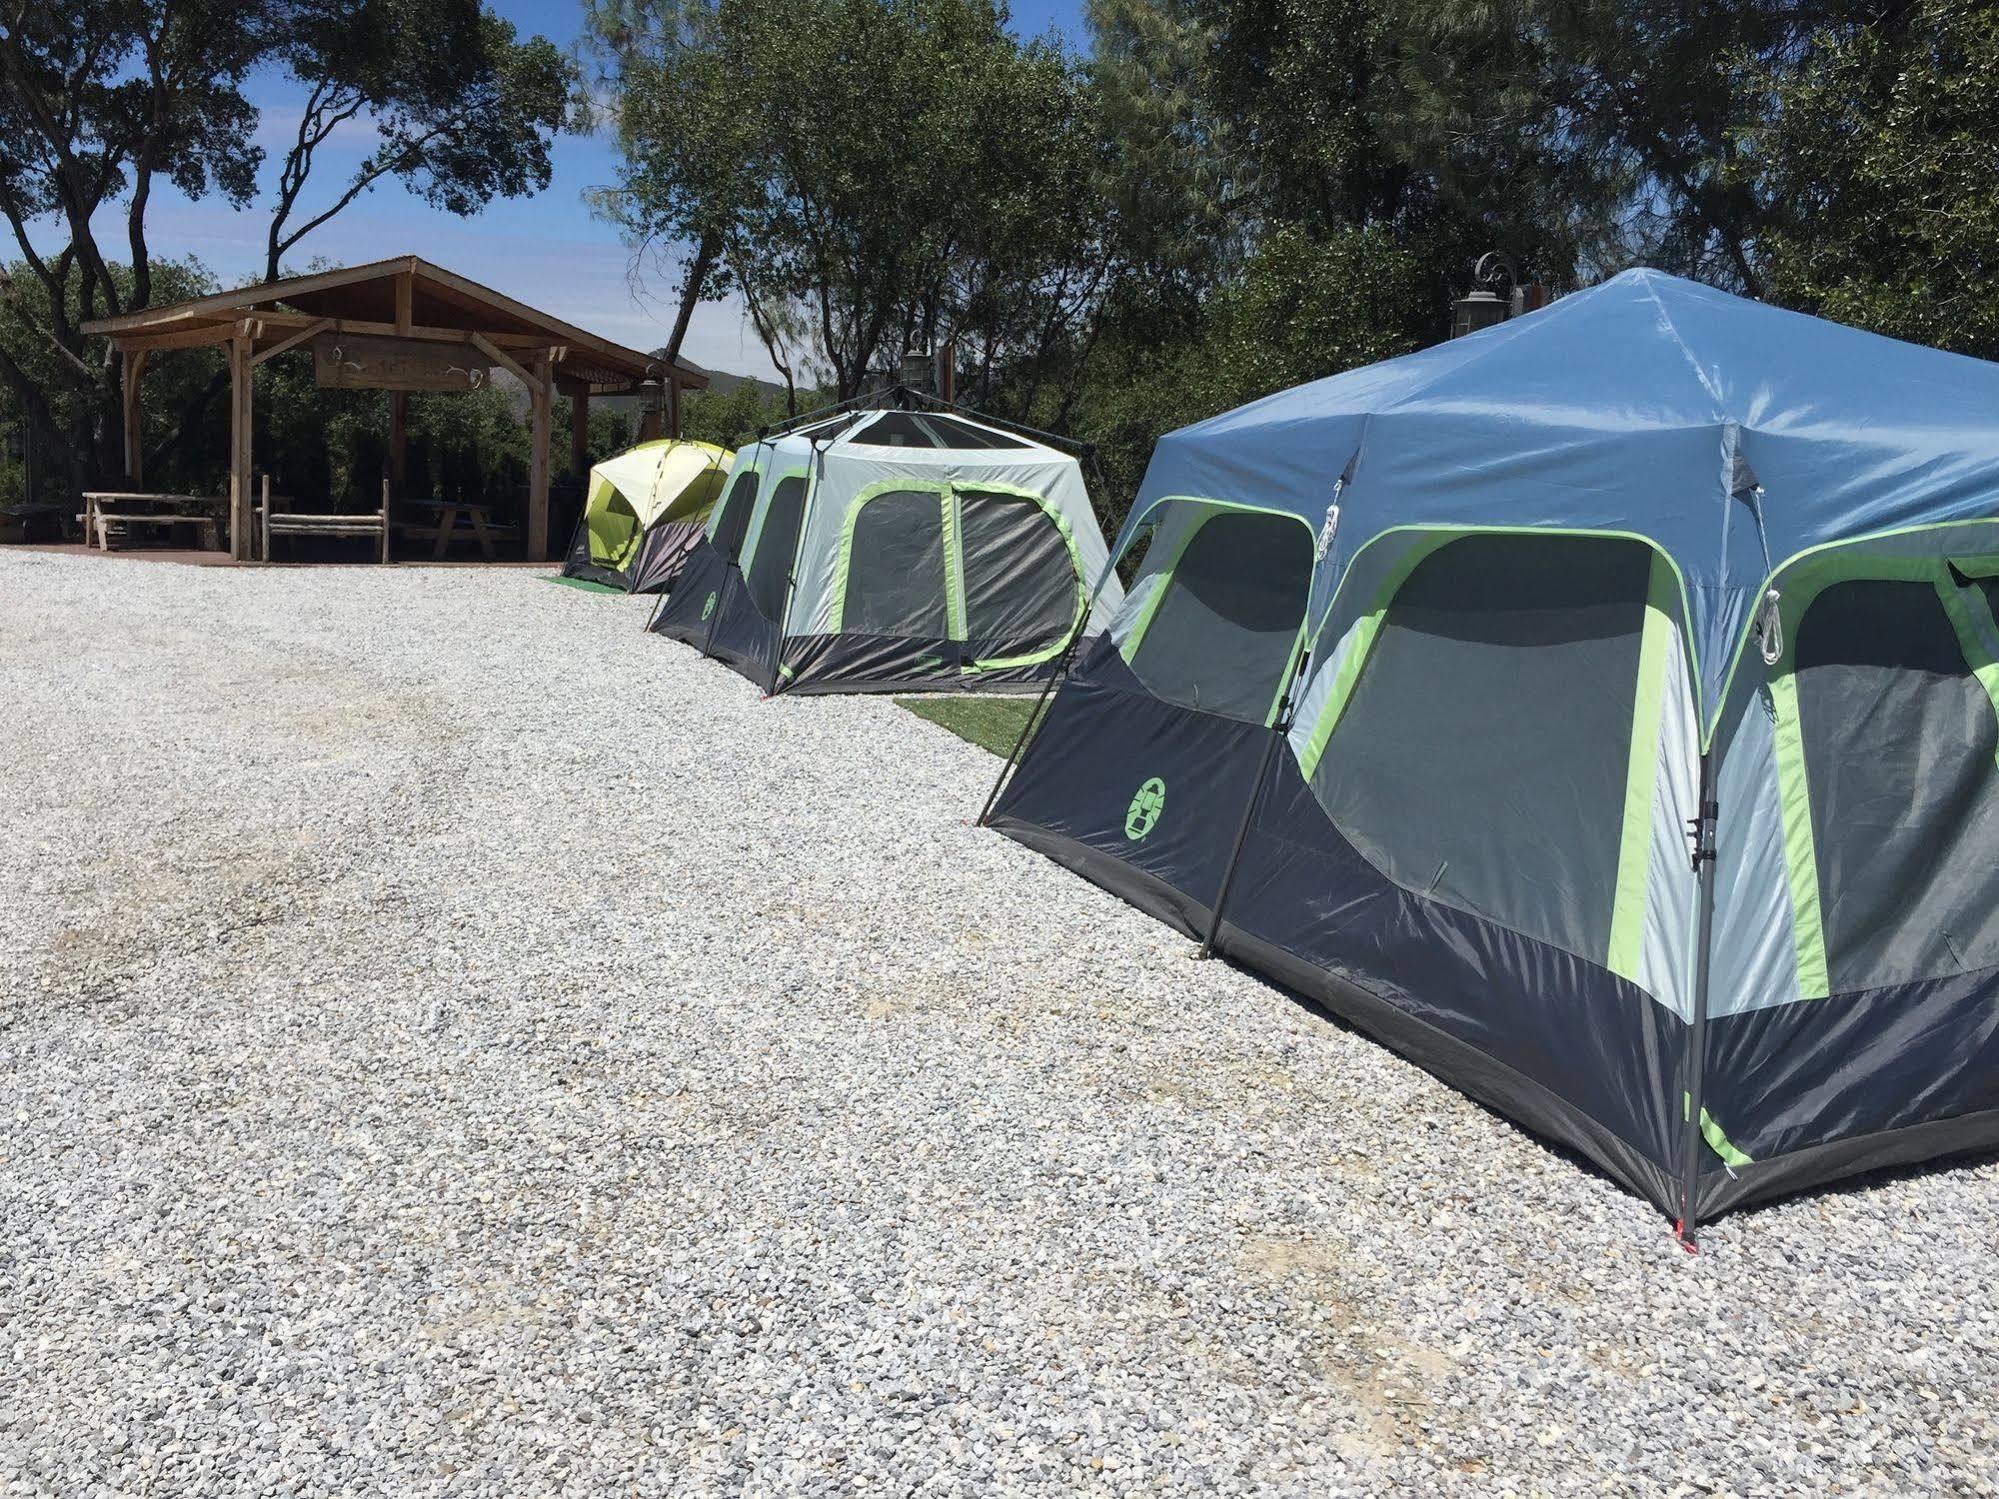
[561, 439, 734, 592]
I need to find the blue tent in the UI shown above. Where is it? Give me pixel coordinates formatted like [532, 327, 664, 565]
[991, 269, 1999, 1238]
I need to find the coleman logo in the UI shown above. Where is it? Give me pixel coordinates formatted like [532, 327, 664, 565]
[701, 591, 718, 620]
[1125, 777, 1166, 841]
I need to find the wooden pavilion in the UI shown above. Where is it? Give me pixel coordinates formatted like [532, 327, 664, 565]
[81, 256, 707, 561]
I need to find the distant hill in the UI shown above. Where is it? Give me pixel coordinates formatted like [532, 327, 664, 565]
[674, 358, 786, 402]
[500, 356, 785, 416]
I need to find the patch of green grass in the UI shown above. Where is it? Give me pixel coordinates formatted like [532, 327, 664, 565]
[896, 695, 1038, 757]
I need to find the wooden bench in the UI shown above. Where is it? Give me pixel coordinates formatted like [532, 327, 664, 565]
[79, 492, 226, 552]
[261, 476, 391, 564]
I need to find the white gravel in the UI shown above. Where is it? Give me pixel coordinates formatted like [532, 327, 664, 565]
[1, 549, 1994, 1498]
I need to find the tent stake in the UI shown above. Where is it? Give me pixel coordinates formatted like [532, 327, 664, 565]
[1677, 748, 1720, 1249]
[1195, 655, 1308, 961]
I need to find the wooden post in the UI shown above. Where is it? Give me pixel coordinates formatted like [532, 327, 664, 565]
[229, 331, 254, 561]
[122, 347, 149, 486]
[390, 269, 413, 485]
[569, 385, 590, 477]
[528, 351, 552, 561]
[261, 472, 271, 563]
[391, 394, 408, 484]
[668, 375, 682, 439]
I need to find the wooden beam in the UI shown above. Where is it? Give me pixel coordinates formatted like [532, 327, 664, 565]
[394, 270, 414, 334]
[528, 350, 552, 561]
[249, 317, 334, 368]
[668, 376, 683, 440]
[469, 332, 544, 395]
[569, 386, 590, 478]
[80, 254, 421, 336]
[122, 348, 149, 485]
[112, 321, 240, 355]
[229, 333, 254, 561]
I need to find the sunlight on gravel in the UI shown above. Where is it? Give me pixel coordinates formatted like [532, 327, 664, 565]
[1, 551, 1994, 1496]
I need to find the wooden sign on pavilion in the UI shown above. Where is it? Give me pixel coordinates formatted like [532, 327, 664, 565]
[81, 255, 706, 562]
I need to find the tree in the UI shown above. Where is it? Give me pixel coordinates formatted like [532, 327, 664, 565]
[1752, 0, 1999, 358]
[585, 0, 1104, 404]
[679, 378, 796, 449]
[0, 0, 572, 500]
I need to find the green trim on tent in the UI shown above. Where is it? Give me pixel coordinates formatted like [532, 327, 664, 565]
[1295, 532, 1459, 781]
[1606, 553, 1679, 983]
[1936, 568, 1999, 761]
[941, 489, 968, 641]
[1766, 664, 1831, 1001]
[958, 482, 1090, 675]
[1703, 518, 1999, 749]
[1683, 1093, 1755, 1169]
[1295, 525, 1697, 784]
[1116, 497, 1319, 665]
[829, 478, 950, 630]
[1757, 546, 1999, 1000]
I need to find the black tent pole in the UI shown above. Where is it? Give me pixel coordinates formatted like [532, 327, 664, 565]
[1195, 650, 1308, 961]
[976, 621, 1086, 827]
[1676, 747, 1721, 1249]
[977, 510, 1135, 826]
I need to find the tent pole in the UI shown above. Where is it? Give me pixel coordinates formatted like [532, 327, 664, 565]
[1196, 652, 1308, 961]
[1677, 747, 1720, 1250]
[976, 623, 1085, 827]
[767, 439, 828, 695]
[976, 532, 1136, 827]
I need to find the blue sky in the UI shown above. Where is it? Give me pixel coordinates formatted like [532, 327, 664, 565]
[60, 0, 1089, 381]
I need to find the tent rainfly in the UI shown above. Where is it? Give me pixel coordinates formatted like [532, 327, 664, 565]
[650, 409, 1123, 694]
[561, 439, 734, 592]
[985, 268, 1999, 1242]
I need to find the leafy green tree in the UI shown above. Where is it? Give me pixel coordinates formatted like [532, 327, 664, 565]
[679, 379, 797, 449]
[585, 0, 1103, 404]
[1074, 225, 1432, 513]
[1382, 0, 1873, 291]
[0, 0, 573, 501]
[1752, 0, 1999, 358]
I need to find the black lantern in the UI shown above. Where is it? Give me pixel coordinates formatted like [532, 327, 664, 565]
[1450, 252, 1521, 339]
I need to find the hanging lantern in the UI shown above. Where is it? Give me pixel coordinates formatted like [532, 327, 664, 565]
[1450, 252, 1522, 339]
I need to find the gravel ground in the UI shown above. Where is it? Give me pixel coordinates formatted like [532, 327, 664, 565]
[2, 550, 1995, 1498]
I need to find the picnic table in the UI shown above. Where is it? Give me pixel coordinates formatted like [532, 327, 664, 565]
[393, 497, 507, 560]
[79, 492, 226, 552]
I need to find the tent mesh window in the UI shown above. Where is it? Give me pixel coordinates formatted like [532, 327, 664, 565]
[745, 475, 808, 622]
[1795, 578, 1999, 992]
[1312, 533, 1650, 964]
[843, 490, 947, 636]
[1127, 509, 1311, 721]
[958, 490, 1075, 647]
[853, 413, 1030, 450]
[711, 468, 762, 563]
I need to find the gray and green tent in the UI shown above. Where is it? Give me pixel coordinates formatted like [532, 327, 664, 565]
[987, 269, 1999, 1238]
[561, 439, 733, 593]
[651, 409, 1121, 693]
